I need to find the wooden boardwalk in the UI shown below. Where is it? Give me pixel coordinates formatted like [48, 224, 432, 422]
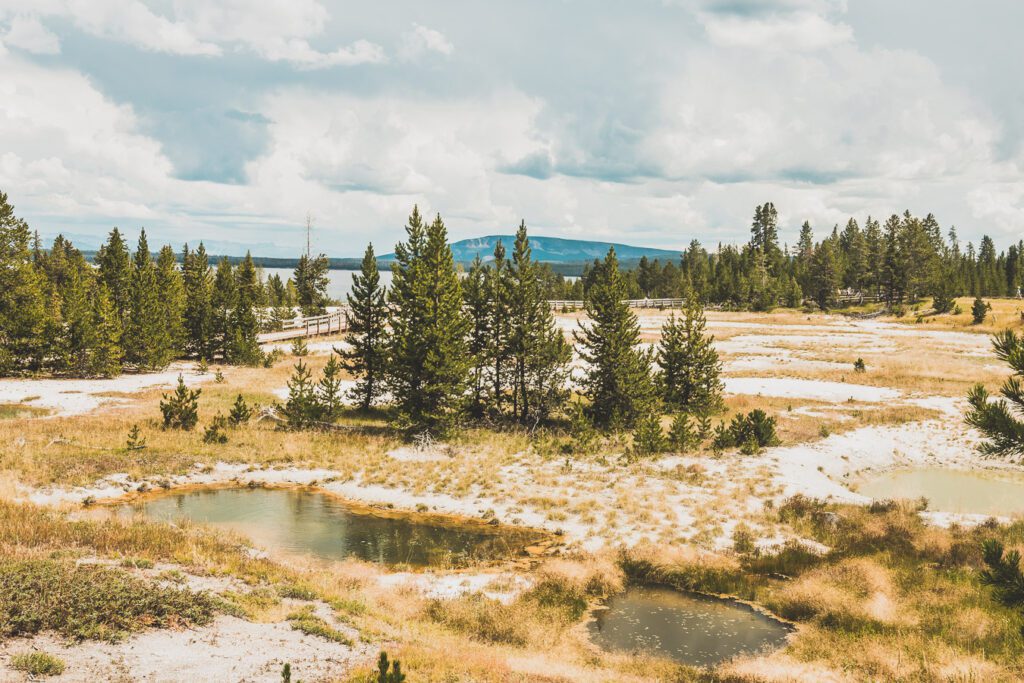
[548, 298, 686, 311]
[257, 309, 348, 343]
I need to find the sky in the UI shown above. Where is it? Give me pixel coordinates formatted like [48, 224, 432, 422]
[0, 0, 1021, 257]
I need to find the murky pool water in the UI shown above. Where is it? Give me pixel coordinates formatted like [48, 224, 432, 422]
[856, 468, 1024, 516]
[116, 487, 544, 567]
[587, 585, 791, 667]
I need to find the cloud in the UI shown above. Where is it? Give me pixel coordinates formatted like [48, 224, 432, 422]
[700, 10, 852, 50]
[1, 15, 61, 54]
[399, 23, 453, 60]
[0, 0, 384, 66]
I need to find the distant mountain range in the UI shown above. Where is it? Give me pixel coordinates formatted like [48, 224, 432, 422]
[79, 235, 682, 276]
[380, 235, 681, 264]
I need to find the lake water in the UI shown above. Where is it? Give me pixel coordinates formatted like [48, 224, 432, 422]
[262, 267, 394, 303]
[587, 585, 791, 667]
[856, 468, 1024, 517]
[117, 487, 545, 567]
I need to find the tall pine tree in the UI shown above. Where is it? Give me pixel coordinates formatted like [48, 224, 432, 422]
[575, 247, 655, 429]
[183, 243, 215, 359]
[508, 222, 570, 423]
[228, 253, 263, 365]
[125, 230, 172, 370]
[386, 208, 470, 435]
[657, 290, 724, 414]
[343, 243, 389, 410]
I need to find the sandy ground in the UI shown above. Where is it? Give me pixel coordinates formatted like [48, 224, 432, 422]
[0, 363, 211, 418]
[0, 613, 371, 683]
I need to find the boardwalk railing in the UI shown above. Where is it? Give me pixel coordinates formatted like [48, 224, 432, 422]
[548, 298, 686, 311]
[257, 309, 348, 343]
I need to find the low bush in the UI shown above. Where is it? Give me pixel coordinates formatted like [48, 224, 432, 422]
[286, 605, 352, 644]
[0, 559, 216, 641]
[10, 651, 66, 676]
[713, 409, 779, 453]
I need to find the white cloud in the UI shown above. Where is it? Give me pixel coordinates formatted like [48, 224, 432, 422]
[2, 15, 61, 54]
[0, 0, 384, 66]
[701, 11, 852, 51]
[399, 23, 453, 61]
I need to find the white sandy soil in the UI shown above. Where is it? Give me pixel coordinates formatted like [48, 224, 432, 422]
[0, 363, 211, 418]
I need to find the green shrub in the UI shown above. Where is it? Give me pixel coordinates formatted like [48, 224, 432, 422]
[0, 559, 216, 641]
[228, 394, 253, 425]
[713, 409, 779, 452]
[203, 414, 229, 444]
[972, 296, 990, 325]
[159, 375, 200, 430]
[853, 358, 866, 373]
[286, 605, 351, 644]
[10, 651, 65, 676]
[375, 651, 406, 683]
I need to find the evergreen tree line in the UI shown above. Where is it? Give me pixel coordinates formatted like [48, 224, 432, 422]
[547, 204, 1024, 312]
[340, 207, 725, 439]
[0, 191, 331, 376]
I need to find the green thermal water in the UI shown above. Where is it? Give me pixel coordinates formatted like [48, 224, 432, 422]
[857, 468, 1024, 516]
[587, 586, 791, 667]
[117, 487, 543, 567]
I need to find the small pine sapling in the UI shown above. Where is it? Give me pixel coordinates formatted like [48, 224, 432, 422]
[160, 375, 200, 430]
[853, 358, 866, 373]
[291, 337, 308, 357]
[126, 424, 146, 451]
[668, 413, 697, 452]
[695, 413, 713, 441]
[630, 410, 667, 459]
[214, 368, 225, 383]
[972, 296, 991, 325]
[376, 652, 406, 683]
[195, 358, 209, 375]
[281, 360, 319, 429]
[316, 355, 345, 421]
[228, 394, 253, 425]
[203, 414, 229, 444]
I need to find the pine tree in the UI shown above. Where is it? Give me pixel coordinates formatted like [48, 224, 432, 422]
[0, 192, 47, 374]
[972, 296, 990, 325]
[386, 208, 471, 436]
[463, 255, 492, 417]
[125, 230, 173, 370]
[229, 252, 263, 365]
[88, 282, 123, 377]
[183, 243, 215, 359]
[863, 216, 884, 298]
[882, 215, 904, 304]
[160, 375, 200, 430]
[657, 291, 724, 414]
[669, 412, 697, 452]
[488, 240, 513, 414]
[317, 354, 345, 421]
[966, 330, 1024, 459]
[156, 245, 186, 356]
[630, 409, 668, 459]
[95, 227, 132, 325]
[294, 253, 331, 315]
[508, 223, 571, 423]
[281, 360, 319, 429]
[810, 239, 840, 310]
[574, 247, 655, 429]
[795, 221, 815, 293]
[211, 257, 236, 361]
[342, 244, 389, 411]
[228, 393, 253, 425]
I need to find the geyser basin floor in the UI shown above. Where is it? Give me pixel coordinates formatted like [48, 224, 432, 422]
[115, 487, 545, 567]
[587, 585, 791, 667]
